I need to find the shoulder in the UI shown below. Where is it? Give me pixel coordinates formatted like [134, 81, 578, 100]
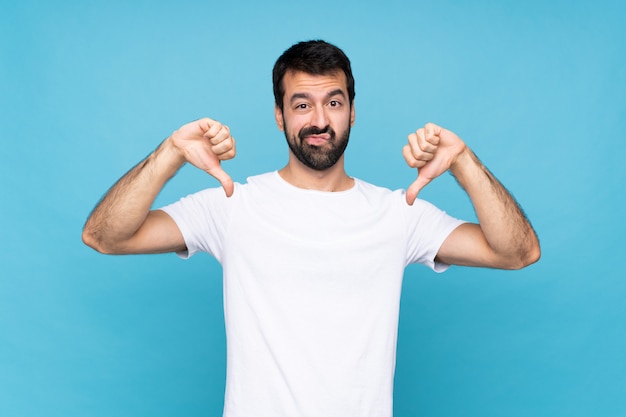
[185, 172, 277, 199]
[353, 178, 460, 225]
[243, 171, 280, 187]
[353, 178, 411, 207]
[353, 178, 398, 197]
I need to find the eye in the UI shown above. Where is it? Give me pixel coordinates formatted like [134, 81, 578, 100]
[295, 103, 309, 110]
[328, 100, 341, 108]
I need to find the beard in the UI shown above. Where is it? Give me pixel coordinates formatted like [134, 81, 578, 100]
[283, 121, 351, 171]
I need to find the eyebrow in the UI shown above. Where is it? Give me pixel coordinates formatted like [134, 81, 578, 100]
[289, 89, 346, 105]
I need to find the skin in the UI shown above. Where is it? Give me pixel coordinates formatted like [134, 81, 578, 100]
[83, 70, 540, 269]
[275, 70, 355, 192]
[404, 126, 541, 269]
[82, 118, 234, 254]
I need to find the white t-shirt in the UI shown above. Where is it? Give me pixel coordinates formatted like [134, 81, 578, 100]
[161, 172, 464, 417]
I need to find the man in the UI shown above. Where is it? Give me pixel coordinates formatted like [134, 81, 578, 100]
[83, 40, 540, 417]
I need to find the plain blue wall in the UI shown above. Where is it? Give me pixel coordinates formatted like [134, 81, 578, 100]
[1, 0, 625, 416]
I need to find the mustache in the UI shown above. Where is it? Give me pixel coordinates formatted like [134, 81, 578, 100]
[299, 125, 333, 140]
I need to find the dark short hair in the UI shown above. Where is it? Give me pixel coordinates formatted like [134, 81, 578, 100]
[272, 40, 355, 110]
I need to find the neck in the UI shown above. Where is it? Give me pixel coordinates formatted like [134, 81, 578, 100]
[278, 155, 353, 192]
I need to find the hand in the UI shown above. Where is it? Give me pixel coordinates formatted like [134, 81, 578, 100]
[169, 118, 236, 197]
[402, 122, 466, 205]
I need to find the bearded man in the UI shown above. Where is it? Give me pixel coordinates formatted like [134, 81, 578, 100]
[83, 40, 540, 417]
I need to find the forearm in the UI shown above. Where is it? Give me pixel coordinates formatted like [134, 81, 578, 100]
[450, 149, 540, 268]
[82, 138, 184, 253]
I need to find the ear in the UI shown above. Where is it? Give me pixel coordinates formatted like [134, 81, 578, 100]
[274, 105, 284, 131]
[350, 103, 356, 127]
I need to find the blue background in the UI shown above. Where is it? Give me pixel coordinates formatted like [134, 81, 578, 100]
[1, 0, 625, 416]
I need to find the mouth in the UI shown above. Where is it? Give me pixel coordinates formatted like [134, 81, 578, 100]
[304, 134, 331, 146]
[300, 125, 333, 146]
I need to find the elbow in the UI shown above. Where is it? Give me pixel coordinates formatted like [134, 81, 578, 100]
[82, 228, 102, 253]
[82, 228, 115, 254]
[522, 236, 542, 268]
[526, 243, 542, 266]
[82, 227, 96, 249]
[507, 241, 541, 270]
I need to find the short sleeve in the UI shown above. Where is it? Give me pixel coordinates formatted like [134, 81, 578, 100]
[402, 193, 466, 272]
[159, 186, 235, 262]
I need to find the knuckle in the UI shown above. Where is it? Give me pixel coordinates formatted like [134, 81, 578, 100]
[211, 122, 223, 134]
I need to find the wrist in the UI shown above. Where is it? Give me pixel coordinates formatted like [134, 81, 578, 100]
[449, 147, 474, 178]
[156, 136, 187, 174]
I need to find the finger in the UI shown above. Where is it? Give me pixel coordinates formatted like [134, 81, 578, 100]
[424, 122, 441, 146]
[204, 120, 225, 141]
[213, 138, 236, 161]
[402, 144, 427, 169]
[416, 127, 438, 154]
[407, 132, 435, 164]
[206, 165, 235, 197]
[207, 127, 232, 148]
[211, 135, 235, 155]
[405, 174, 431, 205]
[195, 117, 216, 134]
[408, 130, 421, 150]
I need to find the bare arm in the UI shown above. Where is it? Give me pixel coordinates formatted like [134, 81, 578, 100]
[82, 118, 236, 254]
[403, 123, 540, 269]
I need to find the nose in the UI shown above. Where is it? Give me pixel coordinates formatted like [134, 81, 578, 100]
[311, 106, 329, 128]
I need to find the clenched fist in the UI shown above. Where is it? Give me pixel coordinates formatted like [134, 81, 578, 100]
[169, 118, 237, 197]
[403, 123, 466, 205]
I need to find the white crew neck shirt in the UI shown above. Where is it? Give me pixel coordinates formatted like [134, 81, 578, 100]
[161, 172, 464, 417]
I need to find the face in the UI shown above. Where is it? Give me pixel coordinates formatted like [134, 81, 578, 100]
[275, 70, 355, 171]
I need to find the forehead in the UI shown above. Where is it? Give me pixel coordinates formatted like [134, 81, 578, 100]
[282, 70, 347, 97]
